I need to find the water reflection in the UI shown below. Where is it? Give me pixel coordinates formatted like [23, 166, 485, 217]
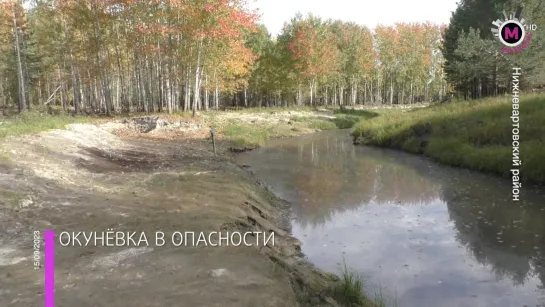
[444, 184, 545, 287]
[236, 130, 545, 307]
[244, 132, 444, 228]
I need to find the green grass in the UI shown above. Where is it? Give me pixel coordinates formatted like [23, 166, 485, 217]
[370, 286, 398, 307]
[290, 116, 338, 130]
[290, 108, 381, 130]
[334, 258, 396, 307]
[221, 114, 340, 149]
[332, 115, 366, 129]
[223, 123, 272, 148]
[352, 95, 545, 184]
[226, 105, 317, 114]
[221, 106, 388, 149]
[334, 262, 368, 306]
[332, 108, 381, 129]
[0, 110, 93, 138]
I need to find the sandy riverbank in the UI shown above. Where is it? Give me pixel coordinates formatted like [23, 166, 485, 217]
[0, 110, 346, 307]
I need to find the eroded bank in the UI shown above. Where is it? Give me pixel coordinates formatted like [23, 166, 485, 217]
[0, 120, 347, 307]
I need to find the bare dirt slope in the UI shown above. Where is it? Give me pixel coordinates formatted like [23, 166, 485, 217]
[0, 115, 340, 307]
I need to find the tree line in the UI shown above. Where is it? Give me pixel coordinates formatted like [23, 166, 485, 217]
[1, 0, 540, 115]
[442, 0, 544, 99]
[0, 0, 446, 114]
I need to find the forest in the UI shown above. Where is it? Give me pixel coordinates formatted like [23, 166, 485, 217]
[0, 0, 543, 115]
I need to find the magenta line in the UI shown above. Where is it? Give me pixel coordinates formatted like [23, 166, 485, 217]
[44, 230, 55, 307]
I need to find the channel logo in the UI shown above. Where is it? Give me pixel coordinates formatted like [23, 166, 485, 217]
[491, 8, 536, 53]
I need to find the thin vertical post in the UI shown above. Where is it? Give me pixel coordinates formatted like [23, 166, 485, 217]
[210, 127, 216, 156]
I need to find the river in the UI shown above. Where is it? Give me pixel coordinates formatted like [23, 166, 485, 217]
[235, 129, 545, 307]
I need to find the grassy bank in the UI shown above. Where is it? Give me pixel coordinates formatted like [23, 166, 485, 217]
[0, 106, 378, 144]
[333, 259, 397, 307]
[220, 108, 378, 149]
[222, 123, 273, 147]
[0, 110, 94, 138]
[352, 95, 545, 184]
[332, 108, 381, 128]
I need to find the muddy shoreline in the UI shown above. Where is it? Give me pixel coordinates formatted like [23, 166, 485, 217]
[0, 117, 344, 307]
[235, 164, 343, 306]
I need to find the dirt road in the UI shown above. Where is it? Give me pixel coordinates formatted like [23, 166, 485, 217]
[0, 112, 341, 307]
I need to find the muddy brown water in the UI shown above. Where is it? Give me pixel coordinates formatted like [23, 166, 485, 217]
[236, 129, 545, 307]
